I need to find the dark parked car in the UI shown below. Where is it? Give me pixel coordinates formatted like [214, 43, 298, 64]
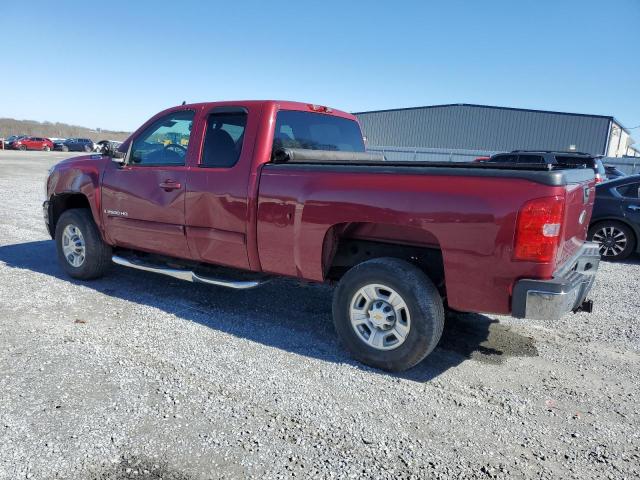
[588, 174, 640, 260]
[8, 136, 54, 151]
[54, 138, 94, 152]
[604, 164, 627, 180]
[483, 150, 606, 183]
[3, 135, 26, 148]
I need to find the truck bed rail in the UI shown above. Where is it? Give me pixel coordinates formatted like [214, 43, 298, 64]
[272, 148, 582, 171]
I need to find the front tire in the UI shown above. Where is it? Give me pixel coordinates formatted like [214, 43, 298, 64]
[19, 145, 26, 151]
[43, 145, 50, 152]
[588, 221, 635, 261]
[332, 257, 444, 372]
[55, 209, 112, 279]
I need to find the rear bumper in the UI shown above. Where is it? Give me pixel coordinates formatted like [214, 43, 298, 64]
[512, 242, 600, 320]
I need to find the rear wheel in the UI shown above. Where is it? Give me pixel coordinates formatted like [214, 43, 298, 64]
[55, 209, 112, 279]
[61, 145, 69, 152]
[332, 257, 444, 372]
[84, 144, 92, 152]
[588, 221, 635, 261]
[19, 145, 26, 151]
[43, 145, 50, 152]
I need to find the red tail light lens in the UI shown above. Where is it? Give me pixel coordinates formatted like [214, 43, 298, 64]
[514, 196, 565, 262]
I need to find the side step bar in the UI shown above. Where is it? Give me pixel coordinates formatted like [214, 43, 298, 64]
[112, 255, 265, 290]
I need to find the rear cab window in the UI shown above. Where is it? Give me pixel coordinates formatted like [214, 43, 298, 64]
[273, 111, 365, 153]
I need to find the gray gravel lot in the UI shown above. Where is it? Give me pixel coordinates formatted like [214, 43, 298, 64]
[0, 150, 639, 479]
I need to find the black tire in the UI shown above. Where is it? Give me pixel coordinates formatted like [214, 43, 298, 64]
[61, 146, 69, 152]
[588, 220, 635, 261]
[19, 145, 26, 151]
[332, 257, 444, 372]
[84, 144, 92, 153]
[43, 145, 50, 152]
[55, 209, 112, 279]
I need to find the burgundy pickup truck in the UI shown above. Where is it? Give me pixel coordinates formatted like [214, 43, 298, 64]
[44, 100, 600, 371]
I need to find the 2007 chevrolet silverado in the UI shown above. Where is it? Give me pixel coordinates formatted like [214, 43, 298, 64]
[43, 100, 600, 371]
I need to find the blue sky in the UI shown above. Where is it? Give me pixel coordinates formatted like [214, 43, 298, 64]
[1, 0, 639, 132]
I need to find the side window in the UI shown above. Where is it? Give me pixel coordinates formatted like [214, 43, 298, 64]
[201, 111, 247, 168]
[617, 183, 640, 199]
[130, 110, 194, 166]
[518, 155, 544, 164]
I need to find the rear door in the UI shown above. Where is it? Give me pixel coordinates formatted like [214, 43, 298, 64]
[101, 109, 195, 259]
[184, 106, 254, 270]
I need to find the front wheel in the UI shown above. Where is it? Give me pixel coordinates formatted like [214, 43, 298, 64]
[588, 221, 635, 260]
[55, 209, 112, 279]
[43, 145, 50, 152]
[332, 257, 444, 372]
[19, 145, 26, 151]
[84, 144, 92, 152]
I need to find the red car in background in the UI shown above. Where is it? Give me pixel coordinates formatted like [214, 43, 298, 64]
[9, 136, 54, 151]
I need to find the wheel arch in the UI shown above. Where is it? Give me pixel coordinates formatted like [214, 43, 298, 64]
[321, 221, 446, 295]
[48, 192, 92, 238]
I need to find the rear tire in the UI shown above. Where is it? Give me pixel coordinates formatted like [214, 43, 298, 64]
[43, 145, 50, 152]
[61, 146, 69, 152]
[84, 144, 92, 152]
[55, 209, 112, 279]
[19, 145, 26, 151]
[588, 221, 635, 261]
[332, 257, 444, 372]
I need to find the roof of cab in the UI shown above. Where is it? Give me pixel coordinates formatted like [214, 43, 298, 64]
[174, 100, 357, 121]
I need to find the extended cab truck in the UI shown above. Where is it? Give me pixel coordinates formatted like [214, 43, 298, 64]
[43, 100, 600, 371]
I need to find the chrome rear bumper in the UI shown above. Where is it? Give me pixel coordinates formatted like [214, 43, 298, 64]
[512, 242, 600, 320]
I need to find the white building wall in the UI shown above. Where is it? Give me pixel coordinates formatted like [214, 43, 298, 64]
[607, 122, 636, 157]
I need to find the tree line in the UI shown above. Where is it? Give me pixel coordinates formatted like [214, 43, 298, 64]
[0, 118, 130, 141]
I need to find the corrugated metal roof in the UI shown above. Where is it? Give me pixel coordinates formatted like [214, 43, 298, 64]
[355, 104, 612, 155]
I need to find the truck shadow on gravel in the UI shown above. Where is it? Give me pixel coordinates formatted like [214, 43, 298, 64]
[1, 240, 537, 382]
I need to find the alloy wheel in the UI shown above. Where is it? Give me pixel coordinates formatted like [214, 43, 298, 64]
[592, 226, 627, 258]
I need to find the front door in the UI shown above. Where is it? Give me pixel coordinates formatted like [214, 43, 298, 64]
[101, 109, 195, 260]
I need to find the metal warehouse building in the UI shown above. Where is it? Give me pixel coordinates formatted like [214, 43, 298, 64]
[355, 103, 639, 162]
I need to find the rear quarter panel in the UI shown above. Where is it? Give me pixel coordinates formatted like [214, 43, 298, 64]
[257, 166, 568, 314]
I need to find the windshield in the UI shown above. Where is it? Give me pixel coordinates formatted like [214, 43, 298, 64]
[273, 111, 364, 152]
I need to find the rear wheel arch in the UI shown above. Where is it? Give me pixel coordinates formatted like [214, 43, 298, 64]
[321, 222, 446, 295]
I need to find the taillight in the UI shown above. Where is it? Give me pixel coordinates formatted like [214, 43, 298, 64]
[594, 173, 603, 184]
[514, 196, 565, 262]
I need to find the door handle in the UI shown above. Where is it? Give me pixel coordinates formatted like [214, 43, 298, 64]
[159, 180, 181, 191]
[628, 205, 640, 211]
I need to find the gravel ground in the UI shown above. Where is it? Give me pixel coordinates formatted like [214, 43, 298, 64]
[0, 150, 639, 479]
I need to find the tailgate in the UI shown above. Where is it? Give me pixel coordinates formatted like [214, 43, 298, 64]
[557, 178, 596, 266]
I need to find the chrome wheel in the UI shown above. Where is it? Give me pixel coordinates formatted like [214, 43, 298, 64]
[592, 226, 627, 258]
[61, 224, 86, 267]
[350, 283, 410, 351]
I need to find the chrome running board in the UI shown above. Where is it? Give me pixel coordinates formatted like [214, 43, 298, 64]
[112, 255, 264, 289]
